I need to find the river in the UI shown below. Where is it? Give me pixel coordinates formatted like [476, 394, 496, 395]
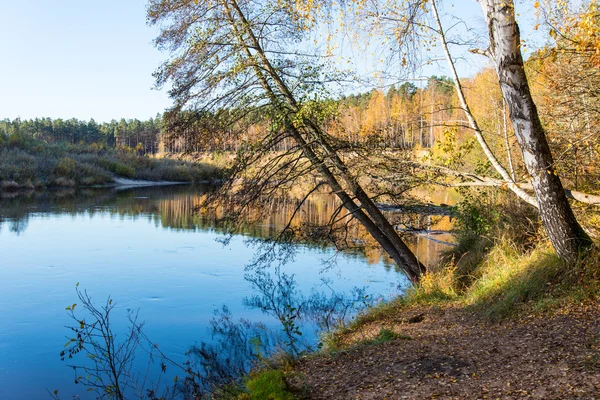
[0, 185, 455, 399]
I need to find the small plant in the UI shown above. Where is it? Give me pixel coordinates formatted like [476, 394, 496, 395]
[281, 303, 302, 356]
[243, 369, 294, 400]
[51, 285, 181, 400]
[368, 328, 411, 345]
[452, 191, 499, 237]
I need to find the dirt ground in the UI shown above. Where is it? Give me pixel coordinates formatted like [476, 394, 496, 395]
[290, 302, 600, 399]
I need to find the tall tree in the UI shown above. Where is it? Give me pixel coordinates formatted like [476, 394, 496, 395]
[474, 0, 591, 260]
[347, 0, 592, 261]
[148, 0, 426, 283]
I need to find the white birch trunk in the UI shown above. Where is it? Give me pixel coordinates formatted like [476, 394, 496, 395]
[477, 0, 591, 261]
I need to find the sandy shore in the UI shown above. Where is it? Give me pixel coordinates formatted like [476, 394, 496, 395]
[112, 177, 190, 189]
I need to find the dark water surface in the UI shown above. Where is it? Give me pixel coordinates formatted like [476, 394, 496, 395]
[0, 185, 453, 399]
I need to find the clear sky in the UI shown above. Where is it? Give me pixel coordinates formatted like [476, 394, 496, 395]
[0, 0, 171, 122]
[0, 0, 540, 123]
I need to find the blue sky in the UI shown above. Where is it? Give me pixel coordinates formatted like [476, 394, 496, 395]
[0, 0, 541, 122]
[0, 0, 170, 122]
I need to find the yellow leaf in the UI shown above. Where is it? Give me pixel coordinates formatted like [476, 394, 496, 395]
[534, 1, 540, 8]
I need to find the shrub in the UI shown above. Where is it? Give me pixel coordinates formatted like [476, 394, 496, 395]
[52, 177, 77, 187]
[52, 157, 112, 185]
[0, 149, 38, 183]
[113, 163, 136, 178]
[54, 157, 78, 177]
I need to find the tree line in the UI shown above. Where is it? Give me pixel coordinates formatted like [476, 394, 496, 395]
[0, 117, 162, 154]
[0, 77, 454, 155]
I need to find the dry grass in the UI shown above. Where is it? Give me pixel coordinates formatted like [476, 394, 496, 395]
[0, 142, 223, 190]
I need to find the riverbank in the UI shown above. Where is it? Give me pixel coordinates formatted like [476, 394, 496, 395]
[266, 242, 600, 399]
[231, 194, 600, 399]
[289, 300, 600, 399]
[0, 141, 223, 191]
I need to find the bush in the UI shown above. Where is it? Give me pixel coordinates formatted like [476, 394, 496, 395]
[54, 157, 78, 177]
[452, 188, 499, 238]
[52, 157, 113, 186]
[0, 134, 223, 188]
[8, 132, 36, 150]
[0, 149, 39, 183]
[0, 180, 20, 192]
[113, 163, 136, 178]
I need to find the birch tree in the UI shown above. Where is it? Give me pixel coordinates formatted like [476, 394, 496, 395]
[341, 0, 592, 261]
[148, 0, 426, 283]
[474, 0, 591, 260]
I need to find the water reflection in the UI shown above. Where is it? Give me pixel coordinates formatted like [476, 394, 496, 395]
[0, 185, 455, 268]
[0, 185, 455, 399]
[52, 260, 379, 399]
[177, 266, 376, 398]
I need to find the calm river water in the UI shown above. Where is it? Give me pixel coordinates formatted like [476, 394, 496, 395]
[0, 185, 455, 399]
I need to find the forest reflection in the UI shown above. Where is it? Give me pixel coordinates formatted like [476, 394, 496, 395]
[0, 185, 455, 268]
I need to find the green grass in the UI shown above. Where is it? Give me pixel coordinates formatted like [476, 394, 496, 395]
[363, 328, 412, 345]
[237, 369, 295, 400]
[462, 240, 565, 320]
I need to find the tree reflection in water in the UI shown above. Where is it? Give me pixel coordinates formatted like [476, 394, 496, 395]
[0, 185, 455, 268]
[0, 186, 454, 397]
[184, 265, 374, 397]
[56, 265, 377, 399]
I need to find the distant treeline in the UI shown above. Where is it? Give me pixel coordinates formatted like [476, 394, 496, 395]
[159, 76, 456, 154]
[0, 76, 455, 156]
[0, 117, 162, 155]
[3, 65, 597, 192]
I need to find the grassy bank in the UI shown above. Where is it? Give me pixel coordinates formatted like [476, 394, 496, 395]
[0, 132, 223, 190]
[227, 190, 600, 399]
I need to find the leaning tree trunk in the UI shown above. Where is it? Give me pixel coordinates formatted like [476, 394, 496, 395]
[222, 0, 426, 283]
[478, 0, 591, 261]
